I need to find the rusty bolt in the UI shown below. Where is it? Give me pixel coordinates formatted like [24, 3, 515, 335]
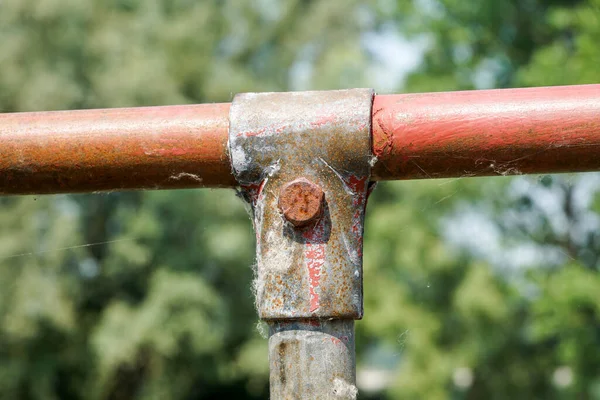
[278, 178, 324, 227]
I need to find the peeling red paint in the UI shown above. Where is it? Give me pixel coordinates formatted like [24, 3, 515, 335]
[240, 180, 266, 206]
[344, 175, 367, 193]
[344, 175, 369, 257]
[237, 127, 267, 138]
[372, 84, 600, 180]
[310, 114, 337, 128]
[303, 218, 327, 313]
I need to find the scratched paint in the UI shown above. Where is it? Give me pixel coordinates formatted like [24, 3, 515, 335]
[3, 84, 600, 195]
[372, 84, 600, 181]
[229, 89, 374, 320]
[302, 218, 327, 312]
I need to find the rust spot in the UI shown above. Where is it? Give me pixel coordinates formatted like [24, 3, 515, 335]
[278, 178, 324, 228]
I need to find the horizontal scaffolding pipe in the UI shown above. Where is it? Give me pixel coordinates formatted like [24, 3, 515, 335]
[1, 84, 600, 194]
[0, 104, 235, 194]
[372, 84, 600, 180]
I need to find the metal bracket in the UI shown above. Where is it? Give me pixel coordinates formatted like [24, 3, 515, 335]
[229, 89, 374, 399]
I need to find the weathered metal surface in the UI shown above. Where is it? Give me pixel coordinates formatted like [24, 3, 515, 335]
[278, 178, 325, 228]
[269, 320, 357, 399]
[229, 89, 374, 320]
[0, 103, 235, 195]
[2, 84, 600, 196]
[372, 84, 600, 180]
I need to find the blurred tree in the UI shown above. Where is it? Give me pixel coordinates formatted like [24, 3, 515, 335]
[358, 0, 600, 399]
[1, 0, 600, 399]
[386, 0, 595, 91]
[0, 1, 375, 399]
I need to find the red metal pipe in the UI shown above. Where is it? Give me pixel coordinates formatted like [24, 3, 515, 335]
[0, 103, 235, 194]
[372, 84, 600, 180]
[2, 84, 600, 195]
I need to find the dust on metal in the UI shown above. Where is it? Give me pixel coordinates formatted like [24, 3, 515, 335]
[229, 88, 374, 320]
[371, 84, 600, 181]
[269, 320, 357, 399]
[229, 88, 373, 399]
[3, 84, 600, 196]
[278, 177, 325, 228]
[0, 103, 235, 195]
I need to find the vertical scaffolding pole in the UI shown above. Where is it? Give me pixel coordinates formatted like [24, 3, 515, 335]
[228, 89, 374, 399]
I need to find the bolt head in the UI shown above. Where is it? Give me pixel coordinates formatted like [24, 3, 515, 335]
[278, 178, 324, 227]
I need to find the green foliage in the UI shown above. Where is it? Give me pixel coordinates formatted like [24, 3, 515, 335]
[1, 0, 600, 399]
[519, 0, 600, 86]
[354, 1, 600, 398]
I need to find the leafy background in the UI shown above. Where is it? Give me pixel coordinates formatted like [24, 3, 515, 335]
[1, 0, 600, 399]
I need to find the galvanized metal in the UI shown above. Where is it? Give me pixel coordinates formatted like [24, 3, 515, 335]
[229, 89, 374, 320]
[372, 84, 600, 180]
[229, 89, 373, 399]
[0, 103, 235, 195]
[269, 320, 356, 399]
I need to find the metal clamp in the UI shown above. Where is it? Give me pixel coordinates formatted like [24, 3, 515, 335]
[229, 89, 374, 399]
